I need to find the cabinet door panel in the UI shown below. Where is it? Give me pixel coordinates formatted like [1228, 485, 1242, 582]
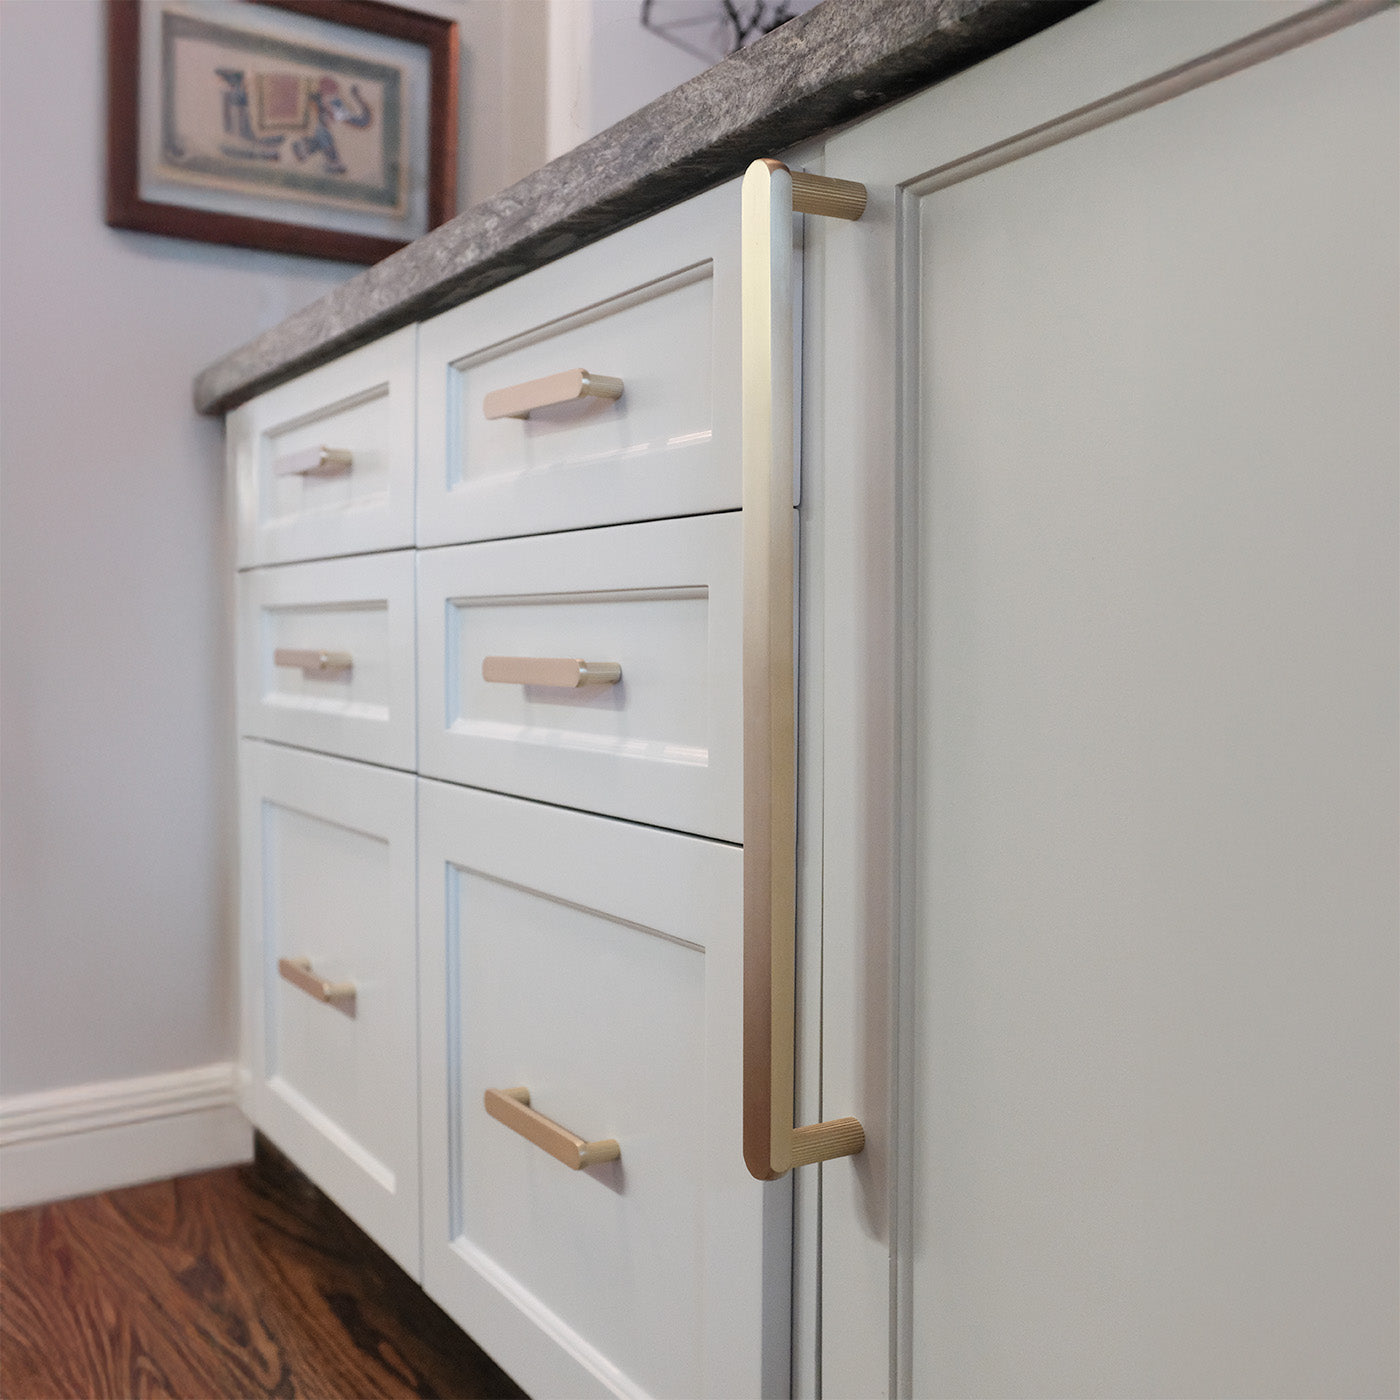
[240, 741, 420, 1276]
[417, 514, 742, 841]
[238, 551, 416, 770]
[230, 327, 416, 567]
[819, 3, 1399, 1396]
[418, 779, 787, 1400]
[418, 185, 740, 548]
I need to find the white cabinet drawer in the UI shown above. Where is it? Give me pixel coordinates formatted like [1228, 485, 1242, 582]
[240, 741, 419, 1276]
[417, 513, 742, 841]
[417, 184, 739, 547]
[238, 552, 416, 771]
[418, 780, 782, 1400]
[230, 326, 416, 567]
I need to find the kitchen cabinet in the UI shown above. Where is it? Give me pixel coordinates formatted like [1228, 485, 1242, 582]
[812, 2, 1398, 1395]
[232, 177, 789, 1399]
[226, 2, 1396, 1395]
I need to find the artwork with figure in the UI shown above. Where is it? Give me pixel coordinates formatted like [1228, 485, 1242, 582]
[158, 9, 405, 216]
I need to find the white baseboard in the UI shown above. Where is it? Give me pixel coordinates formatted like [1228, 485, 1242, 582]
[0, 1063, 253, 1210]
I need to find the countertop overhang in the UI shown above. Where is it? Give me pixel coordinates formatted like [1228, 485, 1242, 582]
[193, 0, 1090, 416]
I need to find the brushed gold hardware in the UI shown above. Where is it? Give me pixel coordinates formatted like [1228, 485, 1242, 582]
[278, 956, 356, 1014]
[482, 369, 624, 421]
[484, 1086, 621, 1170]
[482, 656, 622, 688]
[788, 170, 868, 221]
[274, 648, 353, 674]
[273, 446, 354, 477]
[790, 1116, 867, 1167]
[742, 158, 868, 1181]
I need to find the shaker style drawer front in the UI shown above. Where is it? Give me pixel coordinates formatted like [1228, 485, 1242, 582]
[418, 780, 779, 1400]
[417, 184, 739, 548]
[239, 741, 419, 1276]
[417, 513, 742, 841]
[238, 552, 416, 771]
[230, 326, 416, 567]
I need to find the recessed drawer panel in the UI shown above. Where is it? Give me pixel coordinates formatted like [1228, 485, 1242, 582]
[417, 513, 741, 841]
[230, 326, 416, 566]
[239, 552, 415, 771]
[240, 741, 418, 1276]
[418, 781, 780, 1400]
[417, 184, 739, 547]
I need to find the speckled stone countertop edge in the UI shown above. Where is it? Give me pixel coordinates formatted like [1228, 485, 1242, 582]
[193, 0, 1092, 416]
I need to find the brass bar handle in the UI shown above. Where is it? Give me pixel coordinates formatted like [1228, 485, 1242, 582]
[484, 1086, 621, 1170]
[274, 648, 353, 674]
[278, 956, 356, 1014]
[273, 446, 354, 477]
[482, 655, 622, 688]
[482, 369, 624, 421]
[741, 158, 867, 1182]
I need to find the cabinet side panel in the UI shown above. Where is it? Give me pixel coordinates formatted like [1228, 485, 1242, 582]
[909, 14, 1398, 1397]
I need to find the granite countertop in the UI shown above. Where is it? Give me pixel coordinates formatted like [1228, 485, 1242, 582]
[194, 0, 1089, 416]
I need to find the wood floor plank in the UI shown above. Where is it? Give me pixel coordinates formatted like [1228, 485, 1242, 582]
[75, 1177, 313, 1398]
[0, 1140, 527, 1400]
[0, 1195, 217, 1399]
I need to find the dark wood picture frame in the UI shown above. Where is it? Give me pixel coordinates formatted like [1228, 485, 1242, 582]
[106, 0, 458, 264]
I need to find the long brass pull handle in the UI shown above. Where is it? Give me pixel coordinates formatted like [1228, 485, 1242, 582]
[482, 656, 622, 688]
[484, 1086, 621, 1170]
[274, 648, 353, 674]
[278, 956, 356, 1014]
[273, 446, 354, 477]
[742, 158, 868, 1182]
[482, 369, 624, 421]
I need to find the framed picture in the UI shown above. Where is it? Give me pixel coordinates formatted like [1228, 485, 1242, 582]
[106, 0, 458, 263]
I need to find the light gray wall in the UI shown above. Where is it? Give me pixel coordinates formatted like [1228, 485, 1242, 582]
[0, 0, 356, 1097]
[547, 0, 709, 157]
[545, 0, 824, 159]
[0, 0, 552, 1102]
[452, 0, 550, 209]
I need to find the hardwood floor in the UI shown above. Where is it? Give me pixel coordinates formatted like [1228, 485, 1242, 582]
[0, 1135, 527, 1400]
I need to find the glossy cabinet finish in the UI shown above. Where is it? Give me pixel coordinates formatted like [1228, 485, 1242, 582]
[417, 779, 785, 1400]
[416, 513, 743, 841]
[230, 326, 416, 567]
[238, 551, 416, 771]
[239, 740, 420, 1276]
[417, 186, 740, 547]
